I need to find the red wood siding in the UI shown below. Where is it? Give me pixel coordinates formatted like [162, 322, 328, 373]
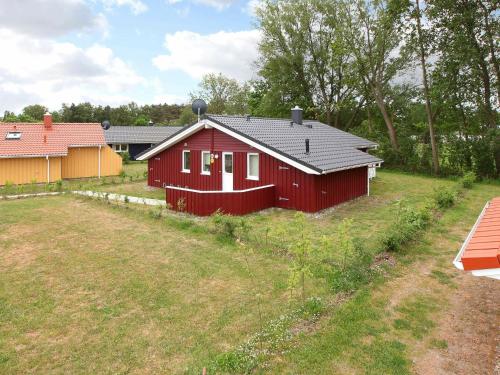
[314, 166, 368, 211]
[166, 185, 275, 216]
[149, 127, 368, 214]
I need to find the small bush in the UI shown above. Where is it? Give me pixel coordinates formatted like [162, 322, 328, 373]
[461, 171, 476, 189]
[211, 210, 251, 241]
[55, 180, 63, 191]
[382, 202, 431, 252]
[433, 188, 456, 209]
[121, 152, 130, 164]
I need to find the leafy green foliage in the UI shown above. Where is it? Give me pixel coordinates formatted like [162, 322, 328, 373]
[433, 188, 456, 209]
[210, 210, 251, 241]
[382, 201, 431, 252]
[461, 171, 476, 189]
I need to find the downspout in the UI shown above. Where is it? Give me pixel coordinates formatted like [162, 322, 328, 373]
[46, 155, 50, 183]
[367, 166, 370, 197]
[98, 145, 102, 178]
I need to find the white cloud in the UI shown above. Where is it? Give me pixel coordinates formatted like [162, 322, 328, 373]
[166, 0, 233, 11]
[0, 29, 144, 112]
[101, 0, 148, 14]
[0, 0, 107, 37]
[244, 0, 263, 16]
[153, 30, 261, 81]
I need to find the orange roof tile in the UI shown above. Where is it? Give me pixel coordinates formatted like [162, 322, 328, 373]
[460, 197, 500, 271]
[0, 122, 106, 158]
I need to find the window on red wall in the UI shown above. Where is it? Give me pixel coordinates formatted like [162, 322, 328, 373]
[247, 153, 259, 180]
[201, 151, 211, 175]
[182, 150, 190, 172]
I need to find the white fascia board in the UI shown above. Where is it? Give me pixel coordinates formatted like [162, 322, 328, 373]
[136, 122, 205, 161]
[205, 120, 320, 175]
[136, 119, 320, 175]
[453, 200, 489, 272]
[471, 268, 500, 280]
[165, 184, 275, 194]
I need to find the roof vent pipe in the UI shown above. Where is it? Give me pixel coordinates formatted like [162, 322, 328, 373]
[291, 106, 303, 125]
[305, 138, 310, 154]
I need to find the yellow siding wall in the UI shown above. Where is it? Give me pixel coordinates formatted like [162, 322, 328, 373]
[0, 157, 61, 185]
[0, 147, 121, 185]
[100, 146, 123, 177]
[61, 146, 122, 179]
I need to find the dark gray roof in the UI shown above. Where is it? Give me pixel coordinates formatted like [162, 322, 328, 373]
[206, 115, 382, 173]
[104, 126, 182, 144]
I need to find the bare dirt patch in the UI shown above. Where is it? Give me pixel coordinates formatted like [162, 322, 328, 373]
[413, 272, 498, 375]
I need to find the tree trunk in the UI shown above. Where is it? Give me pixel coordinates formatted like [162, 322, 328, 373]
[372, 83, 399, 151]
[478, 0, 500, 107]
[416, 0, 440, 175]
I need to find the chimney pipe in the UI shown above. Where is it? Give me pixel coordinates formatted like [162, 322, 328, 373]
[305, 138, 310, 154]
[291, 106, 303, 125]
[43, 112, 52, 129]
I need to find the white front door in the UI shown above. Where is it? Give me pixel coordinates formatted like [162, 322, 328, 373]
[222, 152, 233, 191]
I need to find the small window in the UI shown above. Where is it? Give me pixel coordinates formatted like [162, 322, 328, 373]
[5, 132, 21, 140]
[113, 144, 128, 152]
[201, 151, 211, 175]
[247, 153, 259, 180]
[182, 150, 191, 172]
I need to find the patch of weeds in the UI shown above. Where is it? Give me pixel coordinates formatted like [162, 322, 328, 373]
[208, 297, 325, 374]
[460, 171, 476, 189]
[361, 339, 410, 375]
[430, 269, 456, 287]
[393, 296, 438, 339]
[429, 338, 448, 349]
[433, 188, 456, 209]
[382, 201, 431, 252]
[0, 352, 10, 364]
[211, 210, 251, 242]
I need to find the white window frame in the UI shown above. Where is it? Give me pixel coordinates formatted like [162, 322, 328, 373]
[182, 150, 191, 173]
[201, 151, 211, 175]
[113, 144, 129, 153]
[247, 153, 259, 180]
[5, 132, 22, 140]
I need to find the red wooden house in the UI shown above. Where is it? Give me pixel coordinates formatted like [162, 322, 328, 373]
[137, 107, 382, 216]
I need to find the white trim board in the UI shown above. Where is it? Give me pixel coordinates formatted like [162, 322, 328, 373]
[136, 120, 321, 175]
[165, 184, 274, 194]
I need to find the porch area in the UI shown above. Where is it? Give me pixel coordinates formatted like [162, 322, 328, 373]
[165, 184, 275, 216]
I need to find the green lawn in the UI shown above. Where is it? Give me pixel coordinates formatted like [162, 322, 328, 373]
[0, 170, 498, 374]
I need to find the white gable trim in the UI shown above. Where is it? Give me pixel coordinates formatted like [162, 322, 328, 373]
[136, 119, 321, 175]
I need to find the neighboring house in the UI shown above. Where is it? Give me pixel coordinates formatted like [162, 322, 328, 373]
[137, 107, 382, 216]
[454, 197, 500, 279]
[0, 113, 122, 185]
[104, 126, 182, 160]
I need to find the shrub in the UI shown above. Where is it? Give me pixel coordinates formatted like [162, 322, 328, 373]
[211, 210, 251, 241]
[121, 152, 130, 164]
[433, 188, 456, 209]
[382, 201, 431, 252]
[461, 171, 476, 189]
[55, 180, 63, 191]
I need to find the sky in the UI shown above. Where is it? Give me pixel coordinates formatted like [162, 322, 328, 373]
[0, 0, 263, 113]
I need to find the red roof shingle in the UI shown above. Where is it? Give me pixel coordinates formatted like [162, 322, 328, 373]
[0, 122, 106, 158]
[460, 197, 500, 271]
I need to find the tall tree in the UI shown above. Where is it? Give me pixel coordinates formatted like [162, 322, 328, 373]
[21, 105, 48, 121]
[341, 0, 407, 151]
[410, 0, 440, 174]
[256, 0, 359, 126]
[191, 73, 249, 115]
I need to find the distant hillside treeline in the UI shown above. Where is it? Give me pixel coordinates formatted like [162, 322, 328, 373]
[2, 103, 186, 126]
